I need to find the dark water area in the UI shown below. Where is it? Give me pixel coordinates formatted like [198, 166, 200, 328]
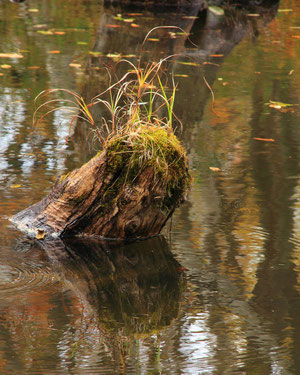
[1, 0, 300, 373]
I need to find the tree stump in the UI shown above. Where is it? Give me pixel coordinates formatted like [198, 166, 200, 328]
[11, 125, 191, 240]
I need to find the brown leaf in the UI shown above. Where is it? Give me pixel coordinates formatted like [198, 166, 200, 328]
[105, 24, 121, 28]
[253, 137, 275, 142]
[209, 167, 221, 172]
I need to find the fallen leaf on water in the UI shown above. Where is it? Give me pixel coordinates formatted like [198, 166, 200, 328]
[37, 30, 54, 35]
[0, 53, 23, 58]
[123, 18, 135, 23]
[89, 51, 102, 56]
[208, 5, 225, 16]
[253, 137, 275, 142]
[0, 73, 3, 76]
[147, 38, 160, 42]
[266, 100, 295, 109]
[48, 50, 61, 54]
[106, 53, 121, 60]
[131, 23, 140, 28]
[247, 13, 260, 17]
[292, 35, 300, 39]
[1, 64, 11, 69]
[278, 9, 293, 12]
[182, 16, 198, 19]
[203, 61, 220, 67]
[289, 69, 294, 75]
[28, 66, 40, 69]
[174, 74, 188, 77]
[178, 61, 200, 66]
[54, 31, 66, 35]
[69, 63, 81, 68]
[29, 8, 39, 12]
[105, 24, 121, 28]
[210, 54, 224, 57]
[33, 24, 48, 29]
[36, 229, 47, 240]
[209, 167, 221, 172]
[10, 184, 21, 188]
[77, 41, 88, 45]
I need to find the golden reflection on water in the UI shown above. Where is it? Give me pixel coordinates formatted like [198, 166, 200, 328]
[2, 0, 300, 373]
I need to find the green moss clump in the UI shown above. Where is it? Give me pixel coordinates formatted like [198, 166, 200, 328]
[101, 125, 191, 214]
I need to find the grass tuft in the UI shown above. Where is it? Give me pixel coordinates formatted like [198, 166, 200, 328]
[33, 27, 192, 199]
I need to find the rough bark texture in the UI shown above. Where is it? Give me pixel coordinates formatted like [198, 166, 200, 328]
[12, 128, 191, 240]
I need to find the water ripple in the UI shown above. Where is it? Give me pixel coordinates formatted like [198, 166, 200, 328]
[0, 261, 58, 295]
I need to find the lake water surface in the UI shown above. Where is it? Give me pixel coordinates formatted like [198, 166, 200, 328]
[1, 0, 300, 374]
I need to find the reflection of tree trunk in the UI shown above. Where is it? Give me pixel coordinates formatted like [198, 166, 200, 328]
[38, 235, 185, 366]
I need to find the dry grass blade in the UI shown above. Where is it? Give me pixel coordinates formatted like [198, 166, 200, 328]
[32, 26, 190, 172]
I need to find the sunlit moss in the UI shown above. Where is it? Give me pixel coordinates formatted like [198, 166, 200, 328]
[101, 124, 192, 214]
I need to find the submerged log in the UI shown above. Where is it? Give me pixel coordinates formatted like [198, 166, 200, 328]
[12, 126, 191, 240]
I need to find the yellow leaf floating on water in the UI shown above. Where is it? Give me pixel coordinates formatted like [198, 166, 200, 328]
[147, 38, 160, 42]
[29, 8, 39, 12]
[48, 50, 61, 54]
[37, 30, 54, 35]
[1, 64, 11, 69]
[208, 6, 225, 16]
[36, 229, 47, 240]
[89, 51, 102, 56]
[178, 61, 200, 67]
[0, 53, 24, 58]
[106, 53, 121, 61]
[69, 63, 82, 68]
[10, 184, 21, 188]
[266, 100, 296, 109]
[209, 167, 221, 172]
[174, 74, 188, 78]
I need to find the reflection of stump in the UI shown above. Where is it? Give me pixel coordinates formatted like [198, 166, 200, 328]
[41, 235, 185, 335]
[12, 126, 191, 240]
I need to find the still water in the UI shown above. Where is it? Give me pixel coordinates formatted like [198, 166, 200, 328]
[1, 0, 300, 373]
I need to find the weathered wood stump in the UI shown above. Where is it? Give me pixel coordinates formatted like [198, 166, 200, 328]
[12, 125, 191, 240]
